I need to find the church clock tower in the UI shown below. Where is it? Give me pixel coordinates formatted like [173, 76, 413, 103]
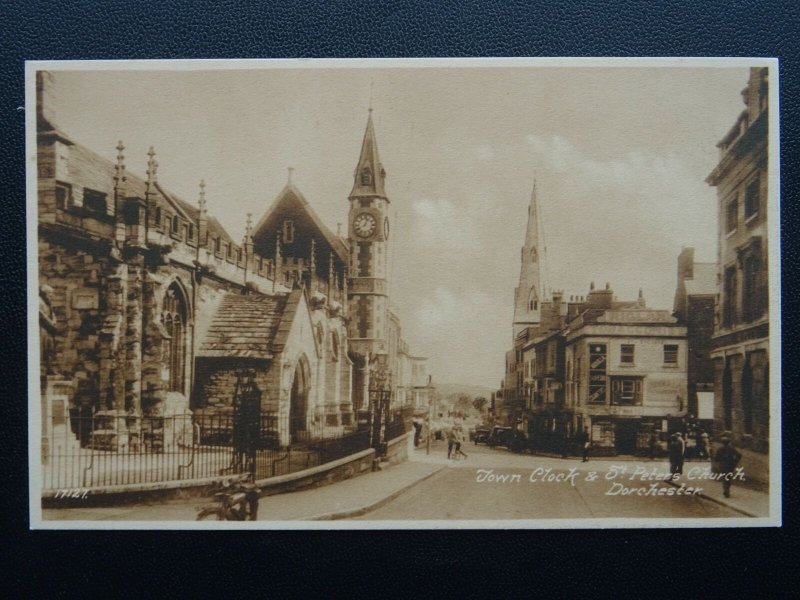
[347, 109, 391, 408]
[347, 109, 390, 356]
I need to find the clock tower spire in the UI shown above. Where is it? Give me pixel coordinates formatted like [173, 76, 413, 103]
[347, 109, 391, 410]
[350, 108, 387, 200]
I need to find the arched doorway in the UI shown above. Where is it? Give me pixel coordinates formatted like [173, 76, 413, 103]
[289, 355, 311, 443]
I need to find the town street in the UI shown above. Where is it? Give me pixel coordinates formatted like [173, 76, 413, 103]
[354, 441, 743, 520]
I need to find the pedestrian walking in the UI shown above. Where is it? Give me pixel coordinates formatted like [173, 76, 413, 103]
[668, 432, 685, 479]
[712, 431, 742, 498]
[446, 425, 457, 459]
[452, 424, 468, 460]
[412, 418, 423, 447]
[576, 427, 590, 462]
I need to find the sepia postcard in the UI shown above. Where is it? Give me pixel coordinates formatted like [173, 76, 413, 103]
[27, 58, 781, 529]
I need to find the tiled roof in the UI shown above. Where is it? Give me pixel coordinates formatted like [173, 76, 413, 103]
[197, 292, 289, 359]
[50, 131, 239, 247]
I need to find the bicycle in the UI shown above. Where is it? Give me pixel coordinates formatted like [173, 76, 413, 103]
[196, 473, 261, 521]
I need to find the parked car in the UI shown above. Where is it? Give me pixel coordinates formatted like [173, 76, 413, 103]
[472, 427, 491, 444]
[487, 426, 513, 448]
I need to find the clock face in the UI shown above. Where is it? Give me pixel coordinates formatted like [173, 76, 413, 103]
[354, 212, 377, 238]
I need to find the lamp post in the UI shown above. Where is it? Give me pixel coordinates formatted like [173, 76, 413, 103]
[368, 350, 392, 452]
[426, 375, 435, 456]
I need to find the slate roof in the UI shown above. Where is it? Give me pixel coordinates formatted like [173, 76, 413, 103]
[197, 292, 290, 359]
[43, 128, 239, 247]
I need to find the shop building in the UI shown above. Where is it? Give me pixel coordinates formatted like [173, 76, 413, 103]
[706, 67, 770, 454]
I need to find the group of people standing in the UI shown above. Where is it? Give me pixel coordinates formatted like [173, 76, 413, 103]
[668, 430, 742, 498]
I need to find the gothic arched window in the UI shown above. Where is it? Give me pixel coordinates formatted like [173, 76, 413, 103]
[162, 282, 189, 394]
[331, 330, 340, 361]
[360, 168, 372, 186]
[528, 287, 538, 311]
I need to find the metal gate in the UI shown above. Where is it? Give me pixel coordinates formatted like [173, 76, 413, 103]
[229, 369, 262, 475]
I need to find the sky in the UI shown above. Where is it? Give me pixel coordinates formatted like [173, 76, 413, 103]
[39, 60, 759, 388]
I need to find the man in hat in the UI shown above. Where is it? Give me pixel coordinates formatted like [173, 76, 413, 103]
[712, 431, 742, 498]
[668, 432, 685, 479]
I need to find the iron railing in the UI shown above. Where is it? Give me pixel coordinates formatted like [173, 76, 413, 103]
[42, 411, 372, 492]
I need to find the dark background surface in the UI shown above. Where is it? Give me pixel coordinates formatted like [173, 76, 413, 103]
[1, 1, 797, 596]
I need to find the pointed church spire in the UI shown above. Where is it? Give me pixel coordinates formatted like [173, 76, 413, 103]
[349, 109, 387, 199]
[512, 179, 546, 340]
[524, 178, 540, 250]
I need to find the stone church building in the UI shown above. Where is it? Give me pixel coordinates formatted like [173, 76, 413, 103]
[36, 71, 423, 449]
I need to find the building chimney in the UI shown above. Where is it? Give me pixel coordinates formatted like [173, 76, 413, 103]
[587, 281, 613, 310]
[36, 71, 58, 131]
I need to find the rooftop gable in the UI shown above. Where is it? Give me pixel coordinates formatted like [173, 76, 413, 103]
[251, 183, 348, 263]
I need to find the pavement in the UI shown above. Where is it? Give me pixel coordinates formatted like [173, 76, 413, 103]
[42, 457, 446, 522]
[41, 439, 772, 522]
[663, 469, 770, 518]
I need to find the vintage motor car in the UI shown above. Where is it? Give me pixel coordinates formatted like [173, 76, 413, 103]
[487, 426, 513, 448]
[472, 426, 491, 444]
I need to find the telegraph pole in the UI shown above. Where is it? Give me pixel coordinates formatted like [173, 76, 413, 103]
[426, 375, 434, 455]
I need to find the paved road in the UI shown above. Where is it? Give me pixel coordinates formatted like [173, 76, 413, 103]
[355, 441, 742, 520]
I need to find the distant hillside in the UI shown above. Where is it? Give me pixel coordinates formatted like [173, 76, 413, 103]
[433, 383, 495, 399]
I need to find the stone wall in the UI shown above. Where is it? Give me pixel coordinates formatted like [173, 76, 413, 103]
[383, 431, 410, 466]
[38, 232, 113, 412]
[193, 357, 271, 409]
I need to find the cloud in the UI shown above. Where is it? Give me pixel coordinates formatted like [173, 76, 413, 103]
[476, 144, 496, 160]
[410, 197, 480, 251]
[409, 286, 508, 386]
